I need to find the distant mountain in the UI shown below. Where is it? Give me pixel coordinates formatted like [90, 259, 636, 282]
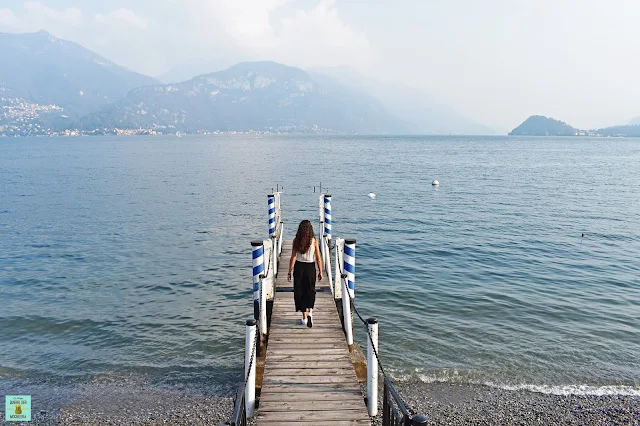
[593, 125, 640, 137]
[0, 30, 158, 120]
[509, 115, 640, 137]
[78, 61, 410, 134]
[509, 115, 577, 136]
[629, 117, 640, 125]
[311, 67, 497, 135]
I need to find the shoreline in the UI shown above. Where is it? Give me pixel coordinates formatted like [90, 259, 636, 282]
[385, 382, 639, 426]
[2, 379, 638, 425]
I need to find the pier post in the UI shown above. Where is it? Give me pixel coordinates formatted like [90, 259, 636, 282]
[323, 195, 333, 288]
[319, 220, 326, 263]
[245, 319, 257, 418]
[251, 241, 265, 321]
[341, 273, 353, 345]
[323, 194, 332, 240]
[366, 317, 378, 417]
[344, 238, 356, 299]
[259, 274, 267, 341]
[278, 221, 284, 257]
[335, 238, 343, 299]
[271, 235, 277, 278]
[268, 194, 276, 238]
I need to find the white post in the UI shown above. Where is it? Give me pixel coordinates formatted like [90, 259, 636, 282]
[323, 235, 333, 294]
[278, 221, 284, 257]
[341, 273, 353, 345]
[334, 238, 343, 299]
[367, 318, 379, 416]
[259, 275, 267, 338]
[245, 319, 257, 418]
[271, 235, 277, 278]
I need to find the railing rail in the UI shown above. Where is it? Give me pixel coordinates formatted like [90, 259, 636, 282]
[383, 377, 411, 426]
[230, 383, 247, 426]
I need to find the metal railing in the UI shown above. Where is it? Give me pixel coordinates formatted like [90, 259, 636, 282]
[229, 383, 247, 426]
[383, 377, 412, 426]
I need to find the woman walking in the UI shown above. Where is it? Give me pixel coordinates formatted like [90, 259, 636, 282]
[287, 220, 323, 327]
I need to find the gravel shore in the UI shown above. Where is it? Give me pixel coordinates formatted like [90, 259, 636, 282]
[0, 381, 234, 426]
[3, 380, 637, 425]
[369, 382, 639, 426]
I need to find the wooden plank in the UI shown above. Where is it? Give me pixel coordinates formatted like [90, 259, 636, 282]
[262, 375, 355, 385]
[259, 400, 366, 412]
[258, 410, 369, 422]
[267, 347, 349, 360]
[268, 343, 347, 350]
[257, 383, 361, 392]
[269, 336, 345, 343]
[259, 391, 363, 403]
[263, 368, 354, 376]
[263, 361, 354, 370]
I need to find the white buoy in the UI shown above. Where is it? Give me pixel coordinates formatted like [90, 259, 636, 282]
[432, 180, 440, 186]
[367, 192, 376, 199]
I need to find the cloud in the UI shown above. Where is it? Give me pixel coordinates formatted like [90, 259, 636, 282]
[0, 2, 83, 34]
[0, 0, 372, 77]
[176, 0, 372, 71]
[95, 9, 149, 30]
[0, 8, 20, 27]
[23, 1, 83, 26]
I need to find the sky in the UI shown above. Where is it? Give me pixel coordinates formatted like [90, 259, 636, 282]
[1, 0, 639, 130]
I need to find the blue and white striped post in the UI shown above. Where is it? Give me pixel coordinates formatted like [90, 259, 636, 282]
[251, 241, 265, 321]
[344, 238, 356, 299]
[267, 194, 276, 238]
[323, 195, 333, 288]
[324, 194, 332, 238]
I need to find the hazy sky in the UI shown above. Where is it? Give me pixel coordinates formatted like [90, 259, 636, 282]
[1, 0, 639, 130]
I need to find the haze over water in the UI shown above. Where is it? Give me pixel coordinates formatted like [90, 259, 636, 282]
[1, 135, 639, 395]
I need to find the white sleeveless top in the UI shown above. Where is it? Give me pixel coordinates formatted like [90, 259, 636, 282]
[296, 238, 316, 263]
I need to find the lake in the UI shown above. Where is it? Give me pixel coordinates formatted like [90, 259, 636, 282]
[1, 135, 639, 396]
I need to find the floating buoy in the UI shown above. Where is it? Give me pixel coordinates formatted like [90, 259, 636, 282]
[367, 192, 376, 199]
[432, 180, 440, 186]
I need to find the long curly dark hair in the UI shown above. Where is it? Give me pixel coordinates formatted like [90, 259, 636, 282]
[292, 220, 315, 254]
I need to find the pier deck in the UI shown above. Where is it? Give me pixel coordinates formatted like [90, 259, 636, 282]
[257, 241, 370, 425]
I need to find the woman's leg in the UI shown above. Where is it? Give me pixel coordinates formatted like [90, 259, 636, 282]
[305, 263, 317, 327]
[293, 262, 305, 320]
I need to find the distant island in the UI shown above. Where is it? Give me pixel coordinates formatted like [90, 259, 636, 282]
[509, 115, 640, 137]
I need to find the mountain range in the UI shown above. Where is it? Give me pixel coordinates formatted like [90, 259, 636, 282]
[1, 30, 497, 136]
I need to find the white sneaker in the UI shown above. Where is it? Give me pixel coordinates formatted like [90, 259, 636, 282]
[299, 319, 307, 326]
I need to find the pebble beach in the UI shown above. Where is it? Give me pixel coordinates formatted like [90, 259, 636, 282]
[3, 380, 638, 425]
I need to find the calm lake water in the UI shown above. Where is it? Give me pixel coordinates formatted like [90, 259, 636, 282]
[1, 135, 639, 395]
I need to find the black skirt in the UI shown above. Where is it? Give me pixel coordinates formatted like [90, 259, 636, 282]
[293, 261, 316, 312]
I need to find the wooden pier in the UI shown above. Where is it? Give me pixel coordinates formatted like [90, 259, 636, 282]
[257, 240, 370, 425]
